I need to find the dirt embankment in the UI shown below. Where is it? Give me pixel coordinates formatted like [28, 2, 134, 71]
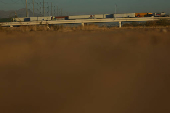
[0, 29, 170, 113]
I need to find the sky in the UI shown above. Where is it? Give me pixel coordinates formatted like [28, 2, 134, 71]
[0, 0, 170, 15]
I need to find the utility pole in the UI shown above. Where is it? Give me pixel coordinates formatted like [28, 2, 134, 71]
[43, 0, 45, 16]
[54, 6, 55, 16]
[115, 4, 117, 14]
[56, 6, 58, 16]
[26, 0, 28, 17]
[51, 2, 52, 16]
[61, 8, 62, 16]
[48, 6, 50, 16]
[33, 0, 34, 16]
[40, 7, 41, 15]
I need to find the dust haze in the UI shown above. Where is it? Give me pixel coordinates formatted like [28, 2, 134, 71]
[0, 29, 170, 113]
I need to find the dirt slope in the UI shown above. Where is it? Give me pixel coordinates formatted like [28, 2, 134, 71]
[0, 29, 170, 113]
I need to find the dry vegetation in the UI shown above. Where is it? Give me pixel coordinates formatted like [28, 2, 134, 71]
[0, 24, 2, 30]
[0, 24, 109, 32]
[123, 19, 170, 27]
[0, 27, 170, 113]
[1, 19, 170, 32]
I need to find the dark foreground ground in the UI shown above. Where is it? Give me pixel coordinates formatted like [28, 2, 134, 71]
[0, 28, 170, 113]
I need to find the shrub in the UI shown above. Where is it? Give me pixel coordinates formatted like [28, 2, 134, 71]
[145, 21, 157, 26]
[145, 19, 170, 26]
[156, 19, 170, 26]
[123, 19, 170, 27]
[0, 24, 1, 29]
[123, 22, 145, 27]
[50, 25, 64, 31]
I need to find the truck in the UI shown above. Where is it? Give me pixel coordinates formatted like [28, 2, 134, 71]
[135, 13, 153, 17]
[114, 13, 135, 18]
[153, 12, 169, 17]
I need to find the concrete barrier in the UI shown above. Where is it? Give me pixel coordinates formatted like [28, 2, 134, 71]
[0, 17, 169, 28]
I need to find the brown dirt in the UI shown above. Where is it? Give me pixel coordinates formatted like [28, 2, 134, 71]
[0, 28, 170, 113]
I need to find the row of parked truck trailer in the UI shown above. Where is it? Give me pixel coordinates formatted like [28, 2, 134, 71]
[13, 14, 114, 22]
[12, 12, 169, 22]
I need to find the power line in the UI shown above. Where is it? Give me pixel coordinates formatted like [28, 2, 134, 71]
[20, 0, 25, 5]
[26, 0, 28, 17]
[0, 0, 21, 4]
[0, 0, 69, 17]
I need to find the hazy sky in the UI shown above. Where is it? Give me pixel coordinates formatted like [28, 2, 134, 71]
[0, 0, 170, 15]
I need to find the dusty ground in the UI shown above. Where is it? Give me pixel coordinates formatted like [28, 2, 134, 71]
[0, 28, 170, 113]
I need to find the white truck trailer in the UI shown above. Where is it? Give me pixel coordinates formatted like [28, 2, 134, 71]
[114, 13, 135, 18]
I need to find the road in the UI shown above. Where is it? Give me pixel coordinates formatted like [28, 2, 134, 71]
[0, 17, 170, 27]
